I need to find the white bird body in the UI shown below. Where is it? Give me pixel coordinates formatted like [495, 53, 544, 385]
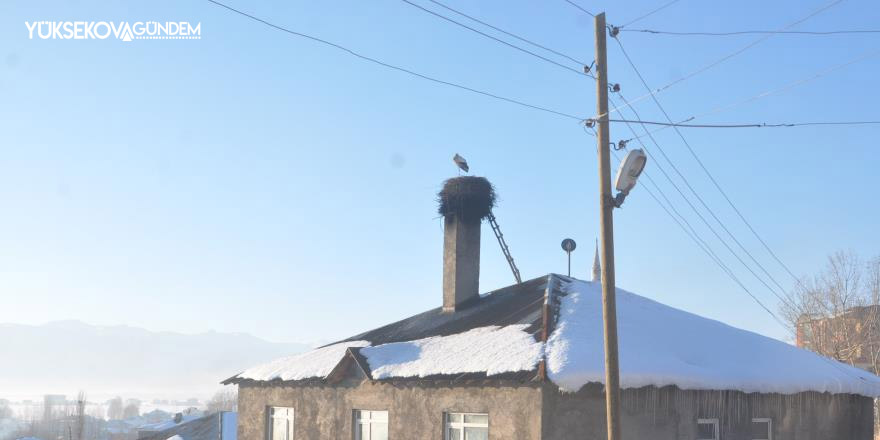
[452, 153, 469, 173]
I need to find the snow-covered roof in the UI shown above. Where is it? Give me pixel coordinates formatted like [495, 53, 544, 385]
[237, 340, 370, 382]
[546, 279, 880, 396]
[226, 274, 880, 397]
[138, 412, 236, 440]
[138, 413, 203, 432]
[361, 325, 543, 379]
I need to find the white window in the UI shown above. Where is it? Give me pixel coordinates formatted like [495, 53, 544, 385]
[267, 407, 294, 440]
[751, 418, 772, 440]
[697, 418, 719, 440]
[354, 410, 388, 440]
[445, 413, 488, 440]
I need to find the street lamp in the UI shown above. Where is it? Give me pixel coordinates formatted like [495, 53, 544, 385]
[611, 149, 647, 208]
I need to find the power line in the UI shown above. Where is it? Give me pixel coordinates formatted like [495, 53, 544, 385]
[608, 93, 794, 320]
[612, 143, 788, 329]
[601, 119, 880, 129]
[613, 44, 796, 303]
[585, 7, 833, 339]
[562, 0, 595, 17]
[205, 0, 585, 121]
[620, 0, 682, 28]
[599, 0, 843, 119]
[424, 0, 590, 66]
[691, 49, 880, 121]
[400, 0, 591, 78]
[620, 48, 880, 143]
[613, 37, 797, 300]
[622, 28, 880, 36]
[614, 121, 880, 397]
[608, 105, 733, 272]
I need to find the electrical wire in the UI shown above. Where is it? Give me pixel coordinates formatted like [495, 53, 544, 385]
[572, 6, 875, 388]
[609, 148, 786, 328]
[400, 0, 592, 78]
[406, 0, 864, 315]
[622, 28, 880, 36]
[608, 94, 795, 319]
[691, 49, 880, 121]
[611, 105, 880, 393]
[596, 118, 743, 307]
[562, 0, 595, 17]
[598, 0, 843, 119]
[205, 0, 585, 121]
[604, 119, 880, 128]
[613, 38, 798, 300]
[609, 105, 733, 273]
[619, 0, 682, 28]
[620, 48, 880, 144]
[425, 0, 590, 66]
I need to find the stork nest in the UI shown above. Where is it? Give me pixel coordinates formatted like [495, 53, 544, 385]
[437, 176, 496, 222]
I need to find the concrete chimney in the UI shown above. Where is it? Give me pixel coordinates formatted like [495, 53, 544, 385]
[437, 176, 495, 312]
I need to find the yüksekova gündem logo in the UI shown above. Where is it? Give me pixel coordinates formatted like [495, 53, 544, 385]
[25, 21, 201, 41]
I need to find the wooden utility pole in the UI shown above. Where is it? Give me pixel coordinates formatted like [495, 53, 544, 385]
[594, 11, 622, 440]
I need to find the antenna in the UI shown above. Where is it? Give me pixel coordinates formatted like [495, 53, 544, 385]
[561, 238, 577, 277]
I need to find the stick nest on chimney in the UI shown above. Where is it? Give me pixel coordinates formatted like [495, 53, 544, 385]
[438, 176, 496, 222]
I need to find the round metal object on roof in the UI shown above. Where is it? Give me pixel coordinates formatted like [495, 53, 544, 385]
[561, 238, 577, 253]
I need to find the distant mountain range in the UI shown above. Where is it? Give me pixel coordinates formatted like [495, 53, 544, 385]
[0, 320, 310, 400]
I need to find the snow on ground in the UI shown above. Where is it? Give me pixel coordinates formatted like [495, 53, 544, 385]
[237, 341, 370, 381]
[166, 435, 183, 440]
[546, 279, 880, 397]
[361, 325, 543, 379]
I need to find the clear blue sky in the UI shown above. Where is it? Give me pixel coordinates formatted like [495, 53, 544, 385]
[1, 0, 877, 344]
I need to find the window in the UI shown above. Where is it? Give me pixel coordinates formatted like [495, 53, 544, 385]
[354, 410, 388, 440]
[751, 418, 772, 440]
[267, 407, 294, 440]
[445, 413, 488, 440]
[697, 418, 719, 440]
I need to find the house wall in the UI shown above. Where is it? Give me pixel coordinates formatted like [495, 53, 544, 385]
[238, 380, 542, 440]
[238, 379, 873, 440]
[541, 384, 875, 440]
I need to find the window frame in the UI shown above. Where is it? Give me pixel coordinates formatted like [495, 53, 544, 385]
[444, 412, 489, 440]
[696, 418, 719, 440]
[266, 406, 294, 440]
[751, 417, 772, 440]
[353, 409, 389, 440]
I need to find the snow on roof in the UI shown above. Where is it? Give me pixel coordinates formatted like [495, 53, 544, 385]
[229, 275, 880, 397]
[237, 340, 369, 381]
[546, 279, 880, 397]
[166, 435, 183, 440]
[138, 414, 201, 432]
[361, 325, 543, 379]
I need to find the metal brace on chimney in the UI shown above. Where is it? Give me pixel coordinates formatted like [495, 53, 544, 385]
[487, 210, 522, 284]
